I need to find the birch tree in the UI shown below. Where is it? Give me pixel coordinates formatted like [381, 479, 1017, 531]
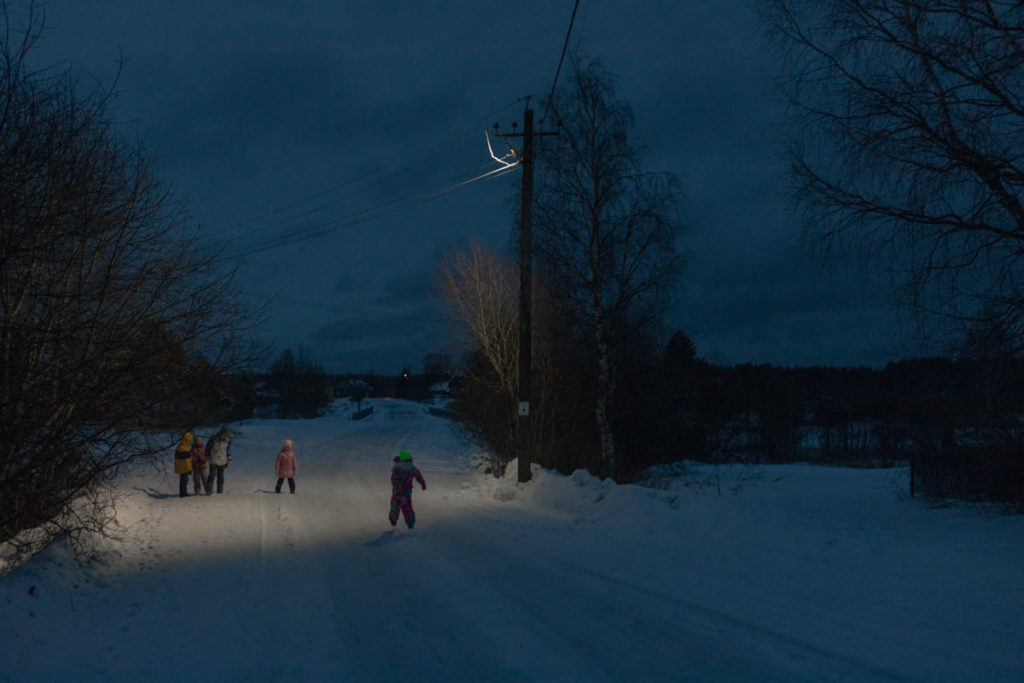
[438, 243, 519, 471]
[534, 57, 684, 475]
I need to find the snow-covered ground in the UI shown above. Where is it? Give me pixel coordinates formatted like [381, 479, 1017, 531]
[2, 398, 1023, 681]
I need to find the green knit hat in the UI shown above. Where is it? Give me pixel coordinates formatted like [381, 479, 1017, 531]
[398, 449, 412, 461]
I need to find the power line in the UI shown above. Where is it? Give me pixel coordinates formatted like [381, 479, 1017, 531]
[542, 0, 582, 126]
[204, 100, 525, 260]
[217, 99, 523, 246]
[225, 160, 519, 261]
[572, 0, 591, 54]
[224, 156, 432, 242]
[224, 157, 409, 233]
[230, 162, 517, 259]
[220, 154, 437, 248]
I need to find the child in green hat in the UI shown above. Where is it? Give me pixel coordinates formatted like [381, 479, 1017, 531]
[389, 449, 426, 529]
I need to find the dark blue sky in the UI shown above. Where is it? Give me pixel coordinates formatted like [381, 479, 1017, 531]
[35, 0, 905, 373]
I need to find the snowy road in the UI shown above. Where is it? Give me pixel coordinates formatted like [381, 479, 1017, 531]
[3, 398, 1023, 681]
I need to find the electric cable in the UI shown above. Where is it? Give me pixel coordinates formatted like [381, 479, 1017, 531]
[224, 156, 413, 233]
[218, 155, 437, 248]
[226, 160, 520, 261]
[573, 0, 591, 54]
[208, 99, 524, 259]
[230, 161, 516, 258]
[542, 0, 582, 126]
[223, 155, 436, 245]
[219, 99, 523, 246]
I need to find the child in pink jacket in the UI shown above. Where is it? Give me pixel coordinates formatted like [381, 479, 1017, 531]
[275, 439, 297, 494]
[190, 436, 209, 495]
[389, 449, 426, 529]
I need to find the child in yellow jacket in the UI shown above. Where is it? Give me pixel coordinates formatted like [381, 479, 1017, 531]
[174, 431, 194, 498]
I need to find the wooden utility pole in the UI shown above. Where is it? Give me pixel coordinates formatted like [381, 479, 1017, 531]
[495, 100, 556, 483]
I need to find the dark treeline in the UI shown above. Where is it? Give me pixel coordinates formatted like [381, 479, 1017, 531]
[644, 337, 1024, 508]
[642, 342, 1024, 470]
[247, 348, 452, 421]
[451, 329, 1024, 508]
[262, 348, 333, 419]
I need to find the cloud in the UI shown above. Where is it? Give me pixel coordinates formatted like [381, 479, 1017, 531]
[33, 0, 911, 372]
[309, 317, 400, 346]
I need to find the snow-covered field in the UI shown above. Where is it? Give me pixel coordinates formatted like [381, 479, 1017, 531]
[2, 398, 1022, 681]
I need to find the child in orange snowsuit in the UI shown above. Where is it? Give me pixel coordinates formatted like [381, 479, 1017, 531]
[389, 450, 426, 529]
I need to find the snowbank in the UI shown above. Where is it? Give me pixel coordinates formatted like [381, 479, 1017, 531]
[1, 399, 1022, 681]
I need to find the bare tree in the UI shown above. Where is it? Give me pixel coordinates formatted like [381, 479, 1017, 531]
[439, 243, 519, 399]
[438, 243, 519, 471]
[423, 352, 454, 378]
[534, 56, 684, 475]
[0, 3, 257, 567]
[268, 347, 332, 418]
[436, 241, 595, 476]
[761, 0, 1024, 348]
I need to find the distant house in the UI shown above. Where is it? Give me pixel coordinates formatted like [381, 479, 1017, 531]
[254, 380, 281, 403]
[252, 380, 281, 419]
[429, 374, 468, 399]
[335, 379, 373, 399]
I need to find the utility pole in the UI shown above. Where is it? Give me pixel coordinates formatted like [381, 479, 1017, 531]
[495, 99, 556, 483]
